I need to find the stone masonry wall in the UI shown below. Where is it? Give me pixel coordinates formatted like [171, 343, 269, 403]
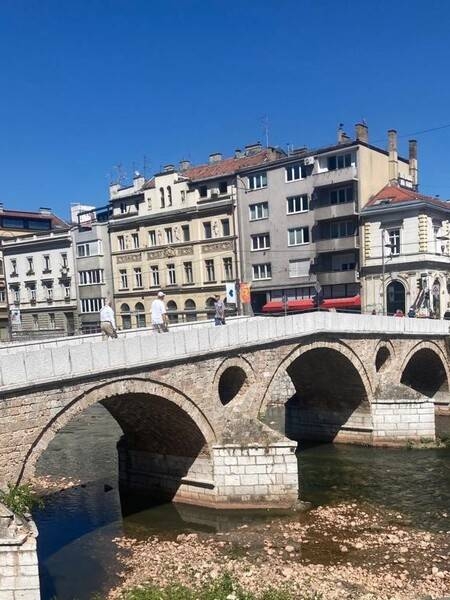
[372, 398, 435, 444]
[0, 505, 40, 600]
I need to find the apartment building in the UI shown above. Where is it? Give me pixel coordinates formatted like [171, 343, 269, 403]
[0, 206, 70, 339]
[72, 204, 113, 333]
[361, 183, 450, 317]
[237, 125, 414, 313]
[108, 145, 281, 327]
[3, 211, 78, 338]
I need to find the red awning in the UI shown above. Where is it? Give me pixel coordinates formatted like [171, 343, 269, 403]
[262, 295, 361, 313]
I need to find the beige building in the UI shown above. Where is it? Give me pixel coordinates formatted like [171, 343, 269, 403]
[108, 146, 281, 327]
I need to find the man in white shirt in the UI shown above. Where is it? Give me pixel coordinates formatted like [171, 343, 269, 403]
[151, 291, 168, 333]
[100, 299, 118, 339]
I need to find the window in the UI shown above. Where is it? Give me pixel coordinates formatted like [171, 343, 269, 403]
[288, 259, 310, 278]
[79, 269, 104, 285]
[167, 263, 176, 285]
[80, 298, 103, 313]
[49, 313, 55, 329]
[165, 228, 173, 244]
[181, 224, 190, 242]
[248, 172, 267, 190]
[288, 227, 310, 246]
[0, 289, 5, 303]
[221, 219, 230, 236]
[184, 261, 193, 284]
[135, 302, 146, 328]
[32, 314, 39, 330]
[26, 257, 34, 274]
[148, 230, 156, 246]
[43, 255, 51, 272]
[167, 186, 172, 206]
[134, 267, 143, 288]
[13, 288, 20, 303]
[132, 233, 139, 249]
[223, 257, 233, 280]
[29, 286, 37, 302]
[160, 187, 165, 208]
[285, 164, 307, 182]
[327, 153, 352, 171]
[64, 285, 71, 298]
[181, 190, 186, 203]
[331, 220, 356, 238]
[249, 202, 269, 220]
[77, 243, 91, 257]
[120, 202, 127, 214]
[203, 222, 212, 239]
[121, 303, 132, 329]
[199, 185, 208, 198]
[252, 263, 272, 280]
[330, 187, 353, 204]
[219, 181, 227, 194]
[61, 253, 68, 268]
[150, 265, 160, 287]
[46, 287, 53, 301]
[205, 259, 215, 282]
[387, 229, 401, 255]
[251, 233, 270, 251]
[10, 259, 17, 276]
[120, 269, 128, 289]
[287, 195, 308, 214]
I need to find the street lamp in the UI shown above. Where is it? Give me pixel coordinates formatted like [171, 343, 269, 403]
[381, 239, 396, 316]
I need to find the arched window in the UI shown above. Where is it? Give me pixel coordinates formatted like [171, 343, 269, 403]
[205, 296, 216, 318]
[184, 299, 197, 322]
[160, 187, 165, 208]
[120, 303, 132, 330]
[386, 280, 405, 316]
[167, 300, 178, 323]
[135, 302, 146, 328]
[167, 185, 172, 206]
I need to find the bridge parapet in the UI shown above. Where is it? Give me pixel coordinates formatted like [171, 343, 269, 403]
[0, 313, 448, 392]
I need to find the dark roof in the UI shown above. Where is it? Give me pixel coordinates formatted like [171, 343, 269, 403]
[0, 209, 69, 229]
[364, 184, 450, 210]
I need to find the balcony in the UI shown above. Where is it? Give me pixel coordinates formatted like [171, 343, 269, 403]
[315, 236, 359, 254]
[314, 202, 357, 221]
[313, 165, 357, 188]
[315, 270, 358, 285]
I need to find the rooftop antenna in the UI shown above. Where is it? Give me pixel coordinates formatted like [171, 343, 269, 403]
[114, 163, 126, 185]
[261, 114, 270, 148]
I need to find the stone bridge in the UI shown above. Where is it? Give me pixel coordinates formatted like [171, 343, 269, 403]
[0, 313, 449, 511]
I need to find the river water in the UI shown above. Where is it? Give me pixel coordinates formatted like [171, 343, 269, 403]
[34, 404, 450, 600]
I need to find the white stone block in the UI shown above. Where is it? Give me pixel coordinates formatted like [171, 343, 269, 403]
[224, 456, 237, 466]
[138, 334, 158, 363]
[0, 353, 26, 386]
[155, 333, 175, 359]
[24, 349, 53, 382]
[224, 474, 241, 486]
[123, 336, 142, 365]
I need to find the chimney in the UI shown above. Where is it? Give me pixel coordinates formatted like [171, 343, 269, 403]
[408, 139, 418, 188]
[388, 129, 398, 183]
[234, 149, 243, 159]
[209, 152, 223, 164]
[39, 207, 52, 215]
[133, 172, 145, 190]
[245, 142, 262, 156]
[355, 122, 369, 143]
[337, 126, 350, 144]
[163, 164, 175, 173]
[179, 159, 191, 171]
[109, 183, 120, 198]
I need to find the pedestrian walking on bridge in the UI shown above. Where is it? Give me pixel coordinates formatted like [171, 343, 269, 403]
[100, 299, 118, 339]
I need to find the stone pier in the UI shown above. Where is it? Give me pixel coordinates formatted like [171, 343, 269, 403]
[0, 504, 40, 600]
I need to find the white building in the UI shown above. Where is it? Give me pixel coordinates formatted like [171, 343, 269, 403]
[3, 226, 79, 338]
[361, 184, 450, 317]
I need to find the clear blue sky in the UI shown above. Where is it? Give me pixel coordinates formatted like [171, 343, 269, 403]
[0, 0, 449, 219]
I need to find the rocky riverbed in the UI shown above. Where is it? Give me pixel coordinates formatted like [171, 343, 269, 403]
[108, 502, 449, 600]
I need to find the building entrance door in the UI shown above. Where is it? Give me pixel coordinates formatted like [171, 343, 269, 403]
[386, 280, 405, 315]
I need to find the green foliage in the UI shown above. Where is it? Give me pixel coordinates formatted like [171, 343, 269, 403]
[117, 573, 320, 600]
[0, 483, 43, 517]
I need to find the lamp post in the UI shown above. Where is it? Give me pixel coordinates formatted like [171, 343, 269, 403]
[381, 238, 396, 316]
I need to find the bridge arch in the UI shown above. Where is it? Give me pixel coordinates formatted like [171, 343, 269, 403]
[400, 341, 449, 398]
[213, 356, 256, 407]
[260, 339, 374, 444]
[374, 340, 395, 373]
[20, 377, 217, 484]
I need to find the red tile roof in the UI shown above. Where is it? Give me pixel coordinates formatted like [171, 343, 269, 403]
[142, 149, 278, 188]
[365, 184, 450, 210]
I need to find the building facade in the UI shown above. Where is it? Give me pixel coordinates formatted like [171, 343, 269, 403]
[72, 205, 113, 333]
[361, 184, 450, 317]
[237, 125, 415, 313]
[3, 224, 79, 339]
[108, 145, 281, 328]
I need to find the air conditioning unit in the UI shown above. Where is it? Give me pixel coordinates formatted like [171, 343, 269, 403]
[303, 156, 315, 166]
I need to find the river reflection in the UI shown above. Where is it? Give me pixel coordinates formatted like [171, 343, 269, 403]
[34, 405, 450, 600]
